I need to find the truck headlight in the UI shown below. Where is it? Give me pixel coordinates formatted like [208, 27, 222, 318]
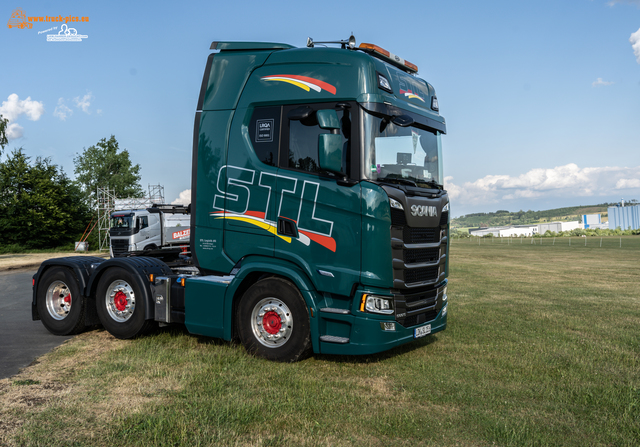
[360, 294, 394, 315]
[389, 198, 404, 210]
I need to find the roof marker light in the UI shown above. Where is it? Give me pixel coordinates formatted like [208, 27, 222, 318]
[359, 43, 418, 73]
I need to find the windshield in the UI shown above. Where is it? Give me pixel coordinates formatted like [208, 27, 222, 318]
[363, 111, 443, 188]
[111, 214, 134, 229]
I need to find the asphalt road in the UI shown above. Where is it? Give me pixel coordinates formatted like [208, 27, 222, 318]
[0, 269, 73, 379]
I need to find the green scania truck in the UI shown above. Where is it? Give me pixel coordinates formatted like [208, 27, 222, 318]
[32, 36, 450, 361]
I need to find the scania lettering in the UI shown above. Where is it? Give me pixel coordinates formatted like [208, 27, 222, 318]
[32, 36, 450, 362]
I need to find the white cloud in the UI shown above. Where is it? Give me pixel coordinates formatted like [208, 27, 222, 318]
[5, 122, 24, 140]
[592, 78, 614, 87]
[615, 178, 640, 189]
[0, 93, 44, 122]
[445, 164, 640, 206]
[0, 94, 45, 141]
[172, 189, 191, 205]
[53, 98, 73, 121]
[631, 27, 640, 63]
[74, 92, 93, 114]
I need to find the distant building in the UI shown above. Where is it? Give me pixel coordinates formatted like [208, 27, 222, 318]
[538, 221, 583, 234]
[582, 214, 601, 229]
[608, 205, 640, 230]
[469, 225, 537, 237]
[499, 225, 538, 237]
[469, 227, 506, 237]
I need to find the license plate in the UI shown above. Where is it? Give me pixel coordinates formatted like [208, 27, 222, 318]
[414, 324, 431, 338]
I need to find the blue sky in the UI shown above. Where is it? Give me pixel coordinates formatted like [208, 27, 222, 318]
[2, 0, 639, 217]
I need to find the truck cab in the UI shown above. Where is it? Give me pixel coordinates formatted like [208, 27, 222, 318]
[188, 38, 449, 358]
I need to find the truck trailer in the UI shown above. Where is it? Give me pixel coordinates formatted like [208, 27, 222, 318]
[32, 36, 450, 361]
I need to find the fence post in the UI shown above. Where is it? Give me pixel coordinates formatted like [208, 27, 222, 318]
[600, 237, 602, 247]
[569, 237, 571, 246]
[553, 237, 555, 246]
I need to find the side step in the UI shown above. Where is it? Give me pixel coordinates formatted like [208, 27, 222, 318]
[319, 335, 349, 344]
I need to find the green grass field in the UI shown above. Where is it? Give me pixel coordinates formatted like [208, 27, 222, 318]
[2, 238, 639, 446]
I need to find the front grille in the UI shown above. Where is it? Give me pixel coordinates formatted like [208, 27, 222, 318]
[394, 288, 441, 328]
[404, 310, 438, 328]
[404, 289, 437, 306]
[403, 227, 438, 244]
[404, 247, 439, 264]
[111, 239, 129, 255]
[404, 266, 439, 284]
[391, 208, 406, 226]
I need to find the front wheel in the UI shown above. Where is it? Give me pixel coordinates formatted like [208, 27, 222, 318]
[36, 267, 85, 335]
[237, 277, 311, 362]
[95, 267, 153, 339]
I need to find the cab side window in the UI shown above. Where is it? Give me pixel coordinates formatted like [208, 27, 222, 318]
[285, 105, 349, 174]
[138, 216, 149, 229]
[249, 106, 281, 167]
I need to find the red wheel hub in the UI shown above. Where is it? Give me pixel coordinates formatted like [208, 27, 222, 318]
[262, 311, 282, 335]
[113, 291, 128, 311]
[63, 294, 71, 303]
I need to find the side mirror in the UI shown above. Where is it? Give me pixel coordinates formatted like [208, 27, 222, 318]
[288, 106, 314, 121]
[316, 109, 340, 130]
[318, 134, 342, 174]
[391, 114, 414, 127]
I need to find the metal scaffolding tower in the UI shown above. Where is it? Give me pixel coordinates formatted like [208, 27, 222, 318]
[148, 184, 165, 204]
[96, 186, 116, 252]
[96, 184, 166, 252]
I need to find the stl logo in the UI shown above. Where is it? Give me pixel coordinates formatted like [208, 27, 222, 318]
[7, 8, 32, 29]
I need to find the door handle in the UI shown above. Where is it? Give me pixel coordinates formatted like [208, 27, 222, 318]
[277, 217, 298, 238]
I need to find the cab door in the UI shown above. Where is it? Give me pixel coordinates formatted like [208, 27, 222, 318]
[275, 103, 361, 296]
[222, 106, 281, 263]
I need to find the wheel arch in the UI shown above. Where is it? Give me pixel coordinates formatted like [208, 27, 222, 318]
[32, 256, 107, 323]
[86, 257, 173, 321]
[224, 256, 321, 353]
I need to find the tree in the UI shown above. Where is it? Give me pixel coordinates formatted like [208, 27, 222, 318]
[73, 135, 144, 201]
[0, 114, 8, 153]
[0, 149, 91, 249]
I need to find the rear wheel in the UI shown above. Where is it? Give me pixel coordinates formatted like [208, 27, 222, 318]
[37, 267, 85, 335]
[95, 267, 153, 339]
[237, 277, 311, 362]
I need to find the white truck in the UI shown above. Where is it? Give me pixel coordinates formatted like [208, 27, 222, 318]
[110, 204, 190, 256]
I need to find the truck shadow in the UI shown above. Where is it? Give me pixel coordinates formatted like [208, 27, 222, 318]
[147, 325, 439, 363]
[312, 335, 440, 364]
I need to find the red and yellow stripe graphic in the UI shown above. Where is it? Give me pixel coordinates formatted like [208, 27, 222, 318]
[211, 210, 336, 252]
[261, 75, 336, 95]
[399, 89, 425, 102]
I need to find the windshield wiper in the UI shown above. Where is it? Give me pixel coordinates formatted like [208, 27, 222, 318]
[378, 177, 417, 187]
[417, 179, 443, 189]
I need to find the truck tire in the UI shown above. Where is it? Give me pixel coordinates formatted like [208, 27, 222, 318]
[95, 267, 153, 339]
[237, 277, 311, 362]
[36, 267, 85, 335]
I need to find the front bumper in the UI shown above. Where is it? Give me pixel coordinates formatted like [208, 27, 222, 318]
[316, 301, 448, 356]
